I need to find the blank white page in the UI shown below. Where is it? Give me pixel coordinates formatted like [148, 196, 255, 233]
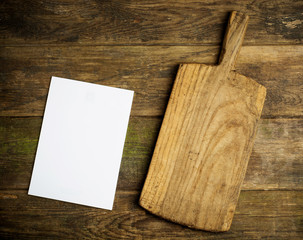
[28, 76, 134, 210]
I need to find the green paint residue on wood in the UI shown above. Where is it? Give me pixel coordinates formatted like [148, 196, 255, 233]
[261, 125, 273, 138]
[122, 117, 161, 159]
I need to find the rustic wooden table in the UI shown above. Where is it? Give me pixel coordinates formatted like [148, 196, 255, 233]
[0, 1, 302, 239]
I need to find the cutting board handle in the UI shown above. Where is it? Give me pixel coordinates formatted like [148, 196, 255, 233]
[218, 11, 249, 70]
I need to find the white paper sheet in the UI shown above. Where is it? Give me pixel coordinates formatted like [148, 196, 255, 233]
[28, 76, 134, 210]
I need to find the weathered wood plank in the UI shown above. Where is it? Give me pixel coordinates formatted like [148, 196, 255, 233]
[0, 190, 302, 239]
[0, 0, 302, 45]
[1, 45, 303, 117]
[0, 117, 302, 191]
[1, 1, 301, 239]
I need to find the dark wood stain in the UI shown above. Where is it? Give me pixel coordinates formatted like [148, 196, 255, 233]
[0, 0, 302, 238]
[0, 0, 302, 45]
[1, 45, 303, 117]
[0, 190, 302, 239]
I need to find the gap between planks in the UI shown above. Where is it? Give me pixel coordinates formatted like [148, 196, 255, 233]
[1, 188, 303, 193]
[1, 43, 303, 47]
[1, 189, 303, 195]
[0, 116, 303, 120]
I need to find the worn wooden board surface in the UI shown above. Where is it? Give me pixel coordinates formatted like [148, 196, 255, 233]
[0, 0, 302, 45]
[0, 190, 302, 239]
[140, 68, 266, 231]
[0, 117, 302, 191]
[1, 45, 302, 117]
[0, 0, 302, 238]
[140, 12, 268, 231]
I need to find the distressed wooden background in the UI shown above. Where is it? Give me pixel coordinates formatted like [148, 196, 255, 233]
[0, 0, 302, 239]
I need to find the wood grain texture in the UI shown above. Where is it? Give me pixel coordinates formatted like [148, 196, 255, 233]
[0, 190, 302, 239]
[140, 12, 267, 231]
[1, 117, 302, 191]
[0, 0, 302, 238]
[0, 0, 302, 45]
[139, 70, 266, 231]
[1, 45, 302, 117]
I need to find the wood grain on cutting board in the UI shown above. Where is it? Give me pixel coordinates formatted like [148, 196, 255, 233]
[140, 12, 266, 231]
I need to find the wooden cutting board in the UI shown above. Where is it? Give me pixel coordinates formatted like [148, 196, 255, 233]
[139, 11, 266, 232]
